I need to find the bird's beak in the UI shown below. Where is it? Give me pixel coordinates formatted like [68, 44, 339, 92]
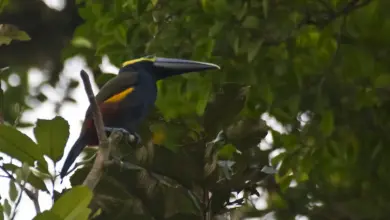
[153, 57, 220, 73]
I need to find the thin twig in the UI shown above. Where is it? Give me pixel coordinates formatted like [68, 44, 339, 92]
[203, 188, 213, 220]
[60, 153, 97, 178]
[0, 81, 3, 124]
[51, 163, 56, 202]
[0, 166, 40, 217]
[10, 172, 30, 220]
[79, 70, 113, 190]
[32, 189, 41, 214]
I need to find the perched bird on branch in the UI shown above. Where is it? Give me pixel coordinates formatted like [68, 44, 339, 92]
[60, 56, 220, 178]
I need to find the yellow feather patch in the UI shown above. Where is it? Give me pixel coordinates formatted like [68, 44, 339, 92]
[152, 130, 166, 145]
[122, 57, 156, 67]
[104, 87, 134, 103]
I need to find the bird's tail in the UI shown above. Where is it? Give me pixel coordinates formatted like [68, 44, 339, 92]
[60, 135, 88, 179]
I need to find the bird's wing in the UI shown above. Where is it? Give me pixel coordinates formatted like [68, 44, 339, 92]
[84, 71, 139, 118]
[60, 72, 138, 178]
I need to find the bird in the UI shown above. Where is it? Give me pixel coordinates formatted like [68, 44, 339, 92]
[59, 56, 220, 179]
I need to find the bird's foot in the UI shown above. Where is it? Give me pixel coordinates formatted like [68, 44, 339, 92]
[104, 127, 142, 145]
[104, 127, 128, 135]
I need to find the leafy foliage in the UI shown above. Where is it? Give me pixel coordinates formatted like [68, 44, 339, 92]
[2, 0, 390, 219]
[0, 125, 46, 168]
[33, 186, 92, 220]
[50, 186, 92, 220]
[0, 24, 30, 46]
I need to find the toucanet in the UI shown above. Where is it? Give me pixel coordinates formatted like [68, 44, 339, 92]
[59, 56, 220, 178]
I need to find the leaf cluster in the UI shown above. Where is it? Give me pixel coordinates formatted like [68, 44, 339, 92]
[2, 0, 390, 219]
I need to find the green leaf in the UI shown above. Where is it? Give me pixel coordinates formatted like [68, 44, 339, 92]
[70, 208, 90, 220]
[14, 168, 23, 183]
[262, 0, 269, 18]
[150, 123, 184, 152]
[261, 84, 274, 105]
[9, 180, 18, 202]
[204, 39, 215, 58]
[196, 95, 209, 115]
[33, 211, 63, 220]
[0, 24, 30, 45]
[13, 31, 30, 41]
[271, 151, 286, 166]
[200, 0, 209, 11]
[279, 174, 294, 192]
[0, 0, 9, 13]
[270, 191, 287, 208]
[96, 38, 116, 55]
[278, 154, 293, 177]
[242, 16, 260, 29]
[3, 200, 10, 217]
[296, 171, 309, 182]
[195, 80, 212, 115]
[114, 24, 127, 46]
[0, 204, 3, 220]
[22, 162, 31, 179]
[2, 163, 49, 193]
[247, 40, 263, 62]
[236, 2, 248, 20]
[233, 37, 240, 55]
[34, 116, 70, 163]
[71, 37, 93, 48]
[95, 73, 117, 88]
[29, 171, 49, 192]
[0, 125, 46, 168]
[209, 22, 224, 37]
[320, 110, 334, 137]
[51, 186, 92, 220]
[374, 74, 390, 88]
[0, 36, 12, 46]
[218, 144, 237, 160]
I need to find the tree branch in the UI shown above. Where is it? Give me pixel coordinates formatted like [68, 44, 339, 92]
[79, 69, 109, 190]
[79, 70, 123, 191]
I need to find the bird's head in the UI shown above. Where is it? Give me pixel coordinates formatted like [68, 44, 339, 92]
[119, 55, 220, 80]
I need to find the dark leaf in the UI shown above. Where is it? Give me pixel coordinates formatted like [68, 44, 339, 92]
[34, 116, 70, 163]
[95, 73, 117, 88]
[0, 125, 46, 169]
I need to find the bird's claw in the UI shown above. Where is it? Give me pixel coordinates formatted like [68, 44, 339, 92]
[104, 127, 129, 134]
[104, 127, 141, 145]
